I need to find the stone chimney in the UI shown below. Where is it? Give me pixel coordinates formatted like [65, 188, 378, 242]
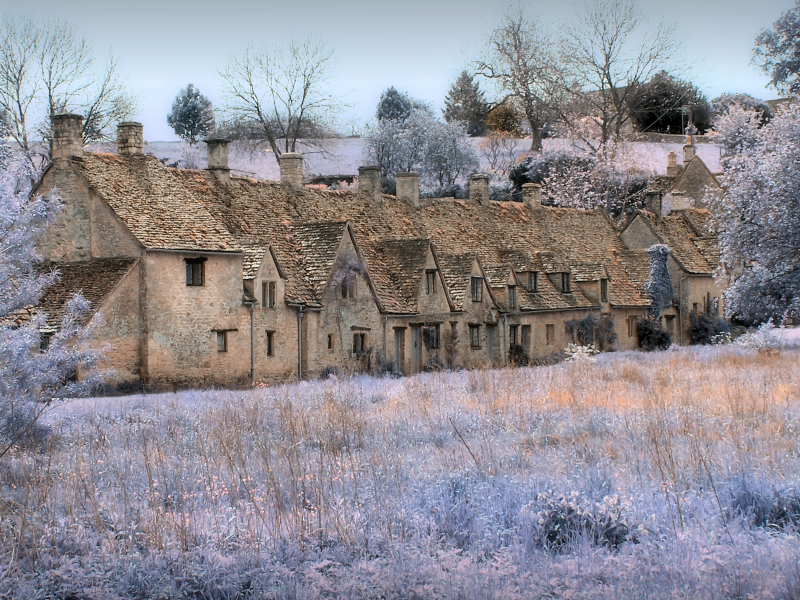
[646, 189, 665, 219]
[667, 150, 680, 177]
[279, 152, 304, 190]
[469, 174, 490, 206]
[358, 166, 382, 204]
[205, 138, 230, 185]
[51, 114, 84, 160]
[683, 134, 695, 167]
[522, 182, 542, 209]
[396, 172, 420, 208]
[117, 122, 144, 156]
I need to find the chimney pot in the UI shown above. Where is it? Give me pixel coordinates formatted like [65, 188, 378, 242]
[395, 171, 420, 208]
[358, 165, 382, 204]
[205, 138, 230, 185]
[522, 182, 542, 209]
[280, 152, 304, 190]
[117, 122, 144, 156]
[469, 173, 490, 206]
[51, 114, 84, 160]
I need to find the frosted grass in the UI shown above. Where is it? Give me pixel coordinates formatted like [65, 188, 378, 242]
[2, 345, 800, 598]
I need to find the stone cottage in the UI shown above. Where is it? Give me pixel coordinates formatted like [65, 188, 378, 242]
[32, 115, 724, 390]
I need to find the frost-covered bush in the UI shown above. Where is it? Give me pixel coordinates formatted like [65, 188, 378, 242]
[524, 491, 639, 553]
[563, 343, 599, 362]
[734, 320, 783, 353]
[727, 478, 800, 530]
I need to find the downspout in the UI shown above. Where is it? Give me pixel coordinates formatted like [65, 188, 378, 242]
[383, 316, 388, 368]
[502, 314, 508, 366]
[297, 305, 305, 380]
[678, 278, 684, 345]
[249, 303, 255, 384]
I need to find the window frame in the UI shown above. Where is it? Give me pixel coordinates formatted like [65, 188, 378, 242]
[561, 272, 571, 293]
[262, 281, 277, 308]
[546, 323, 555, 346]
[217, 331, 228, 352]
[471, 276, 483, 302]
[423, 323, 440, 349]
[508, 284, 517, 309]
[469, 324, 481, 349]
[341, 274, 357, 299]
[266, 330, 275, 356]
[600, 278, 609, 302]
[352, 332, 367, 355]
[628, 316, 638, 338]
[328, 334, 334, 350]
[425, 270, 437, 295]
[509, 324, 518, 346]
[528, 271, 538, 292]
[185, 257, 206, 287]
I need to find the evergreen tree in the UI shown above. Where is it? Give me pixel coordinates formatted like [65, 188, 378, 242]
[630, 72, 712, 134]
[376, 87, 413, 122]
[167, 84, 215, 145]
[443, 71, 490, 136]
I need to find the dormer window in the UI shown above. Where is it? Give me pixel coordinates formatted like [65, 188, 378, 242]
[508, 284, 517, 309]
[471, 276, 483, 302]
[262, 281, 276, 308]
[561, 272, 571, 293]
[425, 270, 436, 295]
[600, 278, 609, 302]
[185, 257, 206, 286]
[341, 275, 357, 299]
[528, 271, 538, 292]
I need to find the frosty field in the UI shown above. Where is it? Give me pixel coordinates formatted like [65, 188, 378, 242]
[3, 345, 800, 599]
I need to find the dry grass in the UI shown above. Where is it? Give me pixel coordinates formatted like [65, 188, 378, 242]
[3, 346, 800, 598]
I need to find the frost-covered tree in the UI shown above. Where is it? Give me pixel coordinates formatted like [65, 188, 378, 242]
[753, 1, 800, 94]
[646, 244, 673, 316]
[710, 102, 800, 323]
[376, 86, 413, 122]
[364, 109, 478, 189]
[0, 129, 104, 459]
[167, 84, 215, 145]
[443, 71, 490, 136]
[711, 93, 773, 128]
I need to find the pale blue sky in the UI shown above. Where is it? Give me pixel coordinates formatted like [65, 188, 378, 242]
[3, 0, 794, 140]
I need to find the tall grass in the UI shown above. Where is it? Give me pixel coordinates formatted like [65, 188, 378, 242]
[3, 346, 800, 598]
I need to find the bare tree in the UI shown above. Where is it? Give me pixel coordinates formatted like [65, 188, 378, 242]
[475, 5, 559, 151]
[557, 0, 685, 148]
[0, 16, 136, 171]
[217, 38, 345, 160]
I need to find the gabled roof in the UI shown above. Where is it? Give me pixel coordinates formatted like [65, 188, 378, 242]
[634, 210, 717, 275]
[374, 238, 438, 313]
[34, 259, 137, 330]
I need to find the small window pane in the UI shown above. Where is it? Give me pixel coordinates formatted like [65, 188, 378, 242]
[471, 277, 483, 302]
[546, 324, 554, 345]
[469, 325, 481, 348]
[266, 331, 274, 356]
[268, 281, 276, 308]
[217, 331, 227, 352]
[601, 279, 608, 302]
[508, 285, 516, 308]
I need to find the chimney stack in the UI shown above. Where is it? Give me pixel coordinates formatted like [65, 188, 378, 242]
[522, 182, 542, 209]
[396, 172, 420, 208]
[279, 152, 304, 190]
[117, 122, 144, 156]
[669, 191, 691, 211]
[683, 135, 695, 167]
[358, 165, 382, 204]
[667, 150, 680, 177]
[469, 174, 490, 206]
[205, 138, 230, 185]
[646, 190, 664, 220]
[51, 114, 84, 160]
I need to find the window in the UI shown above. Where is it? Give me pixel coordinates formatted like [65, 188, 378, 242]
[425, 270, 436, 295]
[217, 331, 227, 352]
[509, 324, 519, 346]
[341, 275, 356, 299]
[353, 332, 367, 355]
[692, 303, 700, 314]
[664, 315, 675, 333]
[262, 281, 276, 308]
[266, 331, 274, 356]
[469, 324, 481, 349]
[423, 324, 440, 349]
[508, 285, 517, 309]
[521, 325, 531, 350]
[561, 272, 571, 293]
[600, 279, 609, 302]
[185, 258, 206, 286]
[39, 333, 51, 352]
[528, 271, 538, 292]
[546, 324, 554, 345]
[471, 276, 483, 302]
[328, 334, 334, 350]
[628, 316, 638, 338]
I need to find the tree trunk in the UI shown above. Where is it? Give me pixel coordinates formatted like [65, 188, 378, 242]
[528, 121, 543, 151]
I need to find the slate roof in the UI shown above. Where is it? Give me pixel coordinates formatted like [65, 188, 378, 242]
[637, 210, 717, 274]
[33, 259, 137, 330]
[61, 151, 719, 316]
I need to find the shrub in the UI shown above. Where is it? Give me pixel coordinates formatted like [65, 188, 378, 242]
[734, 320, 783, 354]
[509, 343, 529, 366]
[727, 478, 800, 530]
[689, 312, 730, 345]
[526, 491, 639, 553]
[636, 317, 672, 351]
[564, 343, 599, 362]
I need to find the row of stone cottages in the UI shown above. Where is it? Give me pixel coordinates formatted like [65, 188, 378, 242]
[32, 114, 725, 390]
